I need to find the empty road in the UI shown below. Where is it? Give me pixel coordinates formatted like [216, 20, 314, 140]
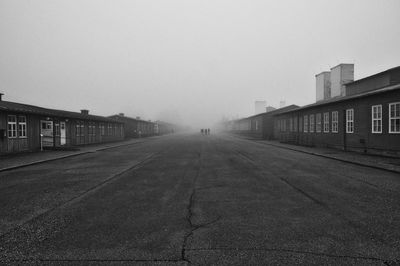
[1, 133, 399, 265]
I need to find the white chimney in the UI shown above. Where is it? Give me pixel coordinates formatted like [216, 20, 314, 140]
[316, 71, 331, 101]
[330, 64, 354, 97]
[255, 101, 266, 115]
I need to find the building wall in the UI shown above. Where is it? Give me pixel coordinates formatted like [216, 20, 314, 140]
[346, 74, 390, 96]
[274, 89, 400, 156]
[0, 112, 124, 154]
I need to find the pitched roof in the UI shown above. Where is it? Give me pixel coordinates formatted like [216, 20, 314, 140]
[233, 105, 300, 122]
[0, 100, 122, 123]
[277, 83, 400, 115]
[108, 114, 155, 124]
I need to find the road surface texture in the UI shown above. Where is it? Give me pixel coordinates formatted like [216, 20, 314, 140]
[1, 133, 399, 265]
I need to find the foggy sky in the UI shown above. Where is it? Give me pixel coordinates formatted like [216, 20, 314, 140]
[1, 0, 400, 127]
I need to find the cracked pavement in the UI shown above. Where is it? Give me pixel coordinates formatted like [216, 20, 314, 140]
[1, 133, 400, 265]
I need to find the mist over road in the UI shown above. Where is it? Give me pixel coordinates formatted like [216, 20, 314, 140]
[1, 133, 399, 265]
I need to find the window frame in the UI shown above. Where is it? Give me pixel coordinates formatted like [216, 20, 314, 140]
[323, 112, 329, 133]
[7, 115, 17, 138]
[332, 111, 338, 133]
[371, 105, 382, 134]
[316, 113, 321, 133]
[309, 114, 315, 133]
[346, 109, 354, 133]
[303, 115, 308, 133]
[18, 116, 27, 138]
[389, 102, 400, 134]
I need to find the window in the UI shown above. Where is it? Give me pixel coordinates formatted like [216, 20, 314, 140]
[76, 123, 80, 136]
[293, 117, 298, 132]
[100, 123, 105, 136]
[323, 113, 329, 133]
[389, 102, 400, 133]
[332, 111, 338, 133]
[8, 115, 17, 138]
[309, 114, 315, 133]
[371, 105, 382, 133]
[18, 116, 27, 138]
[299, 116, 303, 132]
[255, 120, 259, 130]
[316, 113, 321, 133]
[289, 118, 293, 132]
[346, 109, 354, 133]
[76, 121, 84, 136]
[108, 124, 112, 135]
[303, 115, 308, 132]
[55, 123, 60, 136]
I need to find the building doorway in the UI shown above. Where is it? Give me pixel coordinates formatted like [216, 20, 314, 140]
[40, 120, 53, 147]
[60, 122, 66, 145]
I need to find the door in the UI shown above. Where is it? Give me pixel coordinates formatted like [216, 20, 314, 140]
[40, 120, 53, 147]
[60, 122, 66, 145]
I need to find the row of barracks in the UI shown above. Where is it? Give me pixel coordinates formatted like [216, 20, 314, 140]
[108, 114, 176, 138]
[0, 97, 177, 155]
[225, 64, 400, 157]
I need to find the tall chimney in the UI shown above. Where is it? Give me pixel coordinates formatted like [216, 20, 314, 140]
[316, 71, 331, 101]
[330, 64, 354, 97]
[80, 109, 89, 115]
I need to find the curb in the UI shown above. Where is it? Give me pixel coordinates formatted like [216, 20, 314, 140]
[228, 134, 400, 174]
[262, 142, 400, 174]
[0, 140, 143, 173]
[0, 151, 92, 172]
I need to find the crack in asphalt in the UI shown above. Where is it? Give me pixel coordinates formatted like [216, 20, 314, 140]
[181, 171, 199, 264]
[181, 142, 221, 264]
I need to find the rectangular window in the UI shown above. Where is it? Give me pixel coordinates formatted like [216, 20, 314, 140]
[289, 118, 293, 132]
[55, 123, 60, 136]
[323, 112, 329, 133]
[316, 113, 321, 133]
[299, 116, 303, 132]
[255, 120, 259, 131]
[304, 115, 308, 133]
[309, 114, 315, 133]
[293, 117, 298, 132]
[371, 105, 382, 133]
[332, 111, 338, 133]
[389, 102, 400, 133]
[8, 115, 17, 138]
[108, 124, 112, 135]
[346, 109, 354, 133]
[100, 123, 105, 136]
[18, 116, 27, 138]
[76, 122, 80, 136]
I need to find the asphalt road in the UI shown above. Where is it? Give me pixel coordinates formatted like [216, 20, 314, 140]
[0, 133, 399, 265]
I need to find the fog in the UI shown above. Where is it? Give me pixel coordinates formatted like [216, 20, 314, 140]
[1, 0, 400, 129]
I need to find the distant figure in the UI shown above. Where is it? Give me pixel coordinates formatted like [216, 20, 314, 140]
[207, 128, 210, 135]
[201, 129, 204, 135]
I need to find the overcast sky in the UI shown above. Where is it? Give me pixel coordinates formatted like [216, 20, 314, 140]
[1, 0, 400, 127]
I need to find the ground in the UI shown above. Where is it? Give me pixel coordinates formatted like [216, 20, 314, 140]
[0, 133, 399, 265]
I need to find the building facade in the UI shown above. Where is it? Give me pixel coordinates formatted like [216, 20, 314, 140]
[274, 66, 400, 156]
[0, 100, 124, 154]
